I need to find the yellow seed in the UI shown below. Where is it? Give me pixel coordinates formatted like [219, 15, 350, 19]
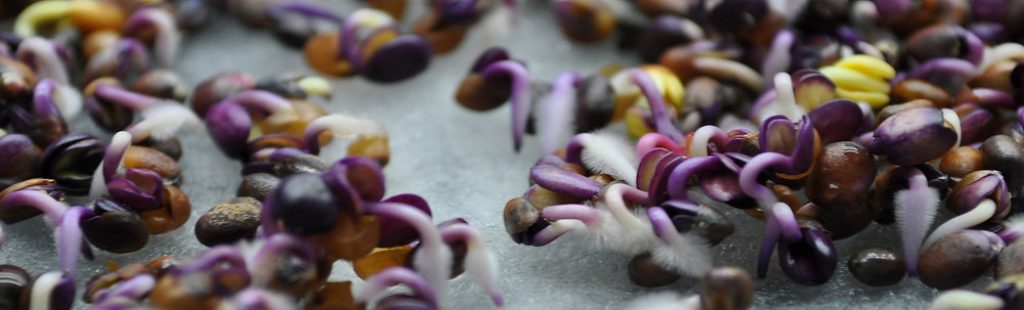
[624, 106, 652, 139]
[68, 0, 124, 33]
[835, 55, 896, 80]
[14, 0, 70, 37]
[835, 88, 889, 108]
[642, 65, 686, 114]
[819, 66, 891, 93]
[298, 76, 332, 98]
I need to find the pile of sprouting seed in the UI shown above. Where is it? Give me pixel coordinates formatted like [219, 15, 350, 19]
[0, 0, 510, 309]
[453, 0, 1024, 308]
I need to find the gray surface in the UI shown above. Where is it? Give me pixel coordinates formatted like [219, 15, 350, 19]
[0, 1, 980, 309]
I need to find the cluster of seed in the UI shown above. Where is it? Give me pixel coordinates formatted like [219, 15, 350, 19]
[461, 0, 1024, 308]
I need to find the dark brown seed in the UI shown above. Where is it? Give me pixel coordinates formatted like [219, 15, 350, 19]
[806, 141, 877, 206]
[699, 266, 754, 310]
[848, 248, 905, 286]
[627, 253, 680, 287]
[982, 135, 1024, 196]
[918, 230, 1002, 289]
[939, 146, 983, 178]
[237, 173, 281, 201]
[195, 197, 262, 247]
[81, 199, 150, 253]
[0, 265, 29, 309]
[131, 69, 189, 101]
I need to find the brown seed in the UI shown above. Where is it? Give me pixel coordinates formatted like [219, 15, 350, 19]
[555, 0, 616, 43]
[83, 263, 149, 303]
[149, 274, 220, 310]
[918, 230, 1002, 290]
[82, 30, 120, 60]
[131, 70, 189, 101]
[769, 184, 802, 210]
[806, 141, 877, 206]
[412, 11, 469, 54]
[348, 134, 390, 166]
[353, 246, 413, 280]
[454, 73, 512, 111]
[140, 185, 191, 234]
[892, 79, 952, 107]
[304, 32, 354, 77]
[309, 214, 381, 261]
[195, 197, 262, 247]
[627, 253, 680, 287]
[939, 146, 983, 178]
[848, 248, 905, 287]
[524, 184, 580, 210]
[124, 146, 182, 183]
[699, 266, 754, 310]
[140, 137, 183, 161]
[971, 60, 1017, 92]
[503, 197, 540, 242]
[255, 99, 327, 138]
[237, 173, 281, 201]
[0, 178, 60, 224]
[146, 256, 180, 277]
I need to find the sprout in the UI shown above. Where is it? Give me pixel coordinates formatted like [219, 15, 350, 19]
[893, 167, 940, 277]
[565, 133, 638, 186]
[928, 290, 1003, 310]
[16, 37, 69, 85]
[536, 72, 581, 155]
[123, 8, 179, 67]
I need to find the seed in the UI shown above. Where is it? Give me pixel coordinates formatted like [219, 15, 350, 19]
[195, 197, 262, 247]
[81, 199, 150, 253]
[353, 246, 413, 280]
[981, 135, 1024, 196]
[412, 11, 469, 54]
[131, 70, 189, 101]
[348, 134, 391, 166]
[848, 248, 905, 286]
[309, 214, 381, 261]
[0, 265, 29, 309]
[304, 32, 354, 77]
[237, 173, 281, 201]
[699, 266, 754, 310]
[124, 146, 182, 183]
[627, 252, 680, 287]
[270, 173, 338, 235]
[140, 185, 191, 234]
[918, 230, 1003, 289]
[939, 146, 983, 178]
